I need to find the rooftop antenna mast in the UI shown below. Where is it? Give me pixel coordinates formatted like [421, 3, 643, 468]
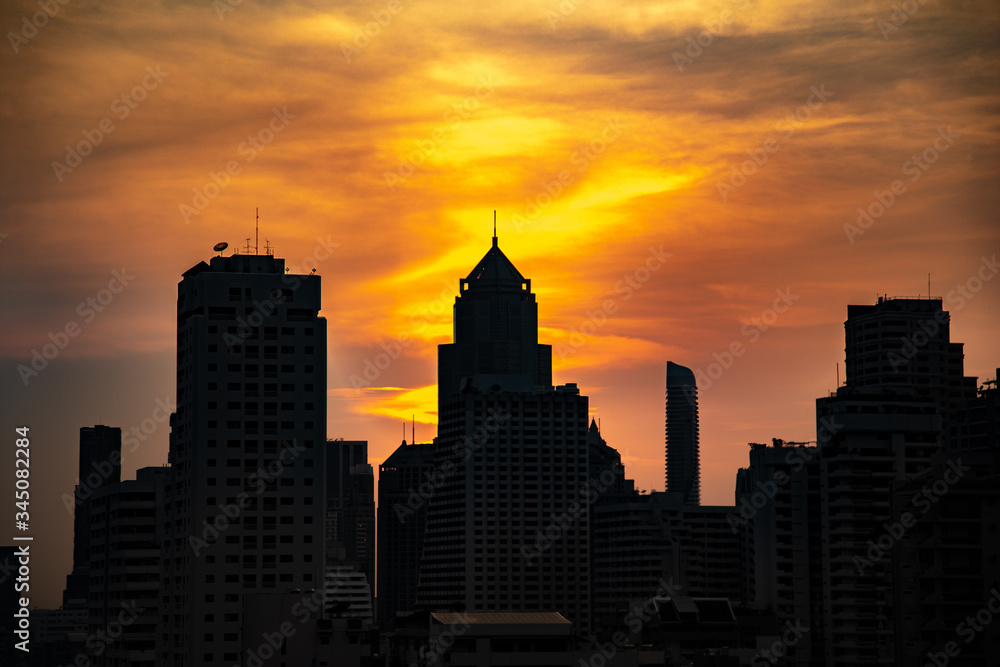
[493, 210, 497, 247]
[411, 415, 415, 444]
[256, 208, 259, 255]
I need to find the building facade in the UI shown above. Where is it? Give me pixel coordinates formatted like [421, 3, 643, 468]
[377, 439, 435, 629]
[88, 466, 168, 667]
[665, 361, 700, 506]
[417, 234, 592, 635]
[158, 252, 327, 666]
[66, 425, 123, 609]
[325, 438, 375, 617]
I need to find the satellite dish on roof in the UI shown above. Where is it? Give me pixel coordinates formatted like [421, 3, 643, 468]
[213, 242, 228, 254]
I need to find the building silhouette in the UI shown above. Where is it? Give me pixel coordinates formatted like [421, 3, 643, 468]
[158, 252, 326, 666]
[377, 437, 435, 629]
[665, 361, 700, 506]
[732, 296, 998, 666]
[416, 232, 592, 634]
[729, 296, 996, 666]
[843, 296, 977, 408]
[734, 438, 822, 666]
[591, 491, 746, 633]
[891, 372, 1000, 667]
[325, 438, 375, 621]
[66, 425, 122, 609]
[87, 466, 168, 667]
[436, 232, 552, 414]
[815, 296, 975, 665]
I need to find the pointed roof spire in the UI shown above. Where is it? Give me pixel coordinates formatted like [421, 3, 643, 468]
[465, 238, 525, 286]
[493, 210, 497, 248]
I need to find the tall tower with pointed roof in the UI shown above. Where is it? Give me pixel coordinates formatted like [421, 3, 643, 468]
[437, 231, 552, 416]
[418, 232, 591, 635]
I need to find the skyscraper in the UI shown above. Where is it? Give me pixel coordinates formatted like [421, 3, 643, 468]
[813, 296, 977, 666]
[843, 296, 977, 413]
[734, 439, 822, 666]
[377, 437, 435, 629]
[65, 425, 122, 609]
[88, 466, 168, 667]
[158, 251, 326, 666]
[665, 361, 700, 505]
[436, 233, 552, 416]
[417, 232, 592, 633]
[325, 438, 375, 621]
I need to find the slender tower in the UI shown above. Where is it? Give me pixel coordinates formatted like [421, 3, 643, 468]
[665, 361, 700, 505]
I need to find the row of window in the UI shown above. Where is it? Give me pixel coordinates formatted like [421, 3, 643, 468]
[228, 287, 295, 302]
[205, 572, 312, 585]
[205, 420, 315, 430]
[205, 401, 315, 411]
[204, 477, 314, 487]
[205, 439, 315, 450]
[206, 363, 316, 373]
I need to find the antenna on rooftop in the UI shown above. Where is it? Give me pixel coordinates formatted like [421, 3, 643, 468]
[256, 208, 259, 255]
[412, 415, 415, 444]
[492, 210, 497, 247]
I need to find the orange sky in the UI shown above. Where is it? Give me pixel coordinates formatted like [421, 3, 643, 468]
[1, 0, 998, 608]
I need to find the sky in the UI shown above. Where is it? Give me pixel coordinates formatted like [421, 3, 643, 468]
[1, 0, 998, 609]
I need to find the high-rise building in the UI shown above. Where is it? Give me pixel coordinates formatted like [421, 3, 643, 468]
[88, 466, 168, 667]
[436, 233, 552, 416]
[158, 251, 326, 666]
[734, 439, 822, 666]
[843, 296, 977, 415]
[811, 296, 976, 666]
[377, 438, 435, 629]
[417, 233, 592, 634]
[892, 374, 1000, 667]
[325, 438, 375, 620]
[815, 393, 943, 665]
[66, 425, 122, 609]
[665, 361, 700, 505]
[325, 440, 374, 574]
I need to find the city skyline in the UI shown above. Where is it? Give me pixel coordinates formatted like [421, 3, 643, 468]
[2, 0, 999, 613]
[3, 230, 997, 613]
[1, 240, 998, 665]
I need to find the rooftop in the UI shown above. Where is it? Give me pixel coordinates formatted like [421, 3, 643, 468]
[463, 234, 527, 289]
